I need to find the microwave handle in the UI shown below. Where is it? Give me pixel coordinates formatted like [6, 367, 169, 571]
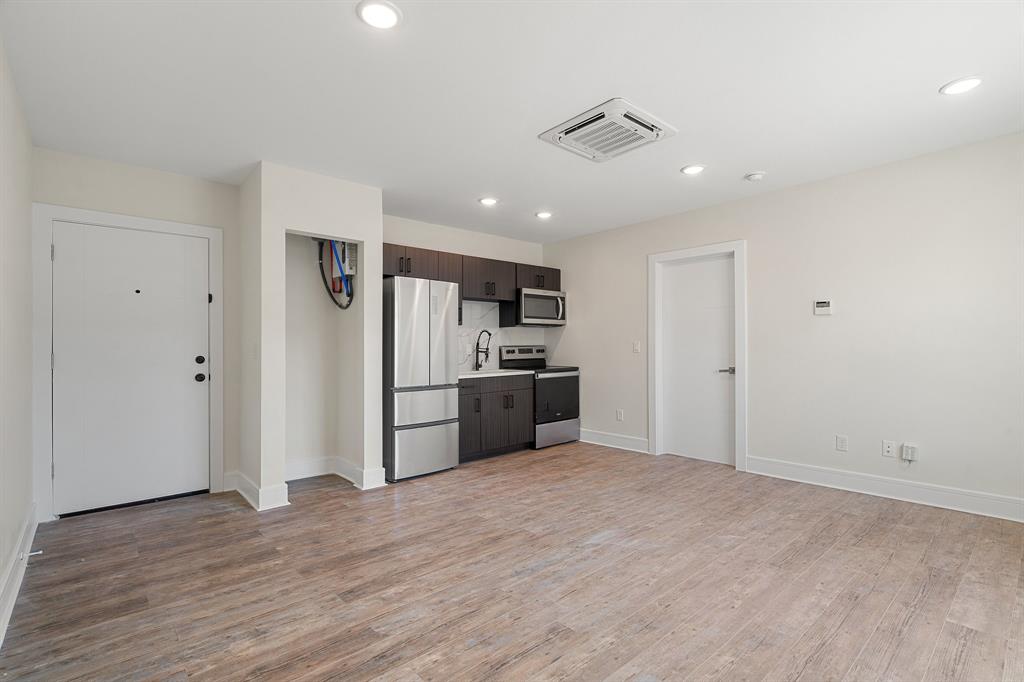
[556, 296, 564, 320]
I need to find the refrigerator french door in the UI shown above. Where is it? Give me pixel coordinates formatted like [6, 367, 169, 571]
[383, 277, 459, 482]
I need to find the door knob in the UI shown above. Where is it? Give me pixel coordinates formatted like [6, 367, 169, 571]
[718, 367, 736, 375]
[195, 373, 207, 382]
[195, 355, 206, 364]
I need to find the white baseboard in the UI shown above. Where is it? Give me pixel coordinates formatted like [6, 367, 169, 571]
[224, 471, 290, 512]
[285, 456, 387, 491]
[1, 503, 38, 652]
[580, 428, 650, 454]
[358, 466, 387, 490]
[747, 456, 1024, 523]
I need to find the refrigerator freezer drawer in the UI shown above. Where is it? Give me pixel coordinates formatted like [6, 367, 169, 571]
[393, 387, 458, 426]
[393, 421, 459, 480]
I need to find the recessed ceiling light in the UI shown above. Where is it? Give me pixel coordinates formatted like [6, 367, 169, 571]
[479, 197, 498, 207]
[680, 165, 705, 176]
[939, 77, 982, 95]
[536, 211, 552, 220]
[356, 0, 402, 29]
[744, 171, 767, 182]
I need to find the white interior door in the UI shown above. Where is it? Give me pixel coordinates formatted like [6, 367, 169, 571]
[661, 253, 735, 464]
[52, 220, 210, 514]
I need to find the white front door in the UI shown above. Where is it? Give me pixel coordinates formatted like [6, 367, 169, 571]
[52, 220, 210, 514]
[660, 253, 736, 464]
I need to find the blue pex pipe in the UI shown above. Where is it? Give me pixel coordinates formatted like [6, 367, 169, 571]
[330, 240, 351, 297]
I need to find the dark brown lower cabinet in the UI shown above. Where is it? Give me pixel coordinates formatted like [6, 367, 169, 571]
[507, 389, 533, 445]
[480, 392, 509, 451]
[458, 394, 481, 456]
[458, 375, 534, 461]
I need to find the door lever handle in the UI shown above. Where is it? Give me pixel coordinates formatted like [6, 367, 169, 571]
[718, 367, 736, 375]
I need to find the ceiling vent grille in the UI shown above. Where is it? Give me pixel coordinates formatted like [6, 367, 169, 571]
[539, 98, 676, 162]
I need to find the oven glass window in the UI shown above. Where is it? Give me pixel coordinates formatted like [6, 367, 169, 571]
[523, 294, 559, 319]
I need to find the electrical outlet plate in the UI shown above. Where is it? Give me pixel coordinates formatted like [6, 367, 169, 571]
[835, 434, 849, 452]
[882, 440, 896, 457]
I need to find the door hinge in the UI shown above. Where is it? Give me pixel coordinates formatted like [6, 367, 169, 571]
[50, 243, 55, 261]
[208, 293, 212, 303]
[50, 351, 54, 372]
[51, 462, 55, 479]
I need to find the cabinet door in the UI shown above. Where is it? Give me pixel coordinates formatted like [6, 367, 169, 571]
[403, 246, 438, 280]
[538, 266, 561, 292]
[507, 388, 535, 445]
[479, 392, 509, 451]
[437, 251, 463, 284]
[462, 255, 490, 300]
[459, 394, 481, 456]
[490, 259, 517, 300]
[383, 243, 406, 276]
[516, 264, 540, 290]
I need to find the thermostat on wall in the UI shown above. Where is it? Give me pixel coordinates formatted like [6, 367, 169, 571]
[813, 300, 833, 315]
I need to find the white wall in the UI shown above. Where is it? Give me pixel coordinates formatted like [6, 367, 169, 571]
[285, 234, 342, 476]
[237, 164, 262, 498]
[30, 148, 243, 476]
[545, 133, 1024, 513]
[384, 215, 543, 264]
[0, 27, 35, 645]
[252, 162, 384, 495]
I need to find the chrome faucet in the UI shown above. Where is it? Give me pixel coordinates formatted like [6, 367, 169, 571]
[474, 329, 493, 371]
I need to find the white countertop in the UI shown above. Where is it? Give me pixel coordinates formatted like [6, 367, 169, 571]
[458, 369, 534, 379]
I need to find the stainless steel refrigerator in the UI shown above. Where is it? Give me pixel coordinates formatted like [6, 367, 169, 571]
[383, 276, 460, 482]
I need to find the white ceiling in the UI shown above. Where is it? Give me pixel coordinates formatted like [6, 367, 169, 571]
[2, 1, 1021, 242]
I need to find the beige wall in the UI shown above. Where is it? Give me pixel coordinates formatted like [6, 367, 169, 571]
[31, 148, 244, 476]
[0, 29, 34, 627]
[545, 133, 1024, 500]
[384, 215, 544, 265]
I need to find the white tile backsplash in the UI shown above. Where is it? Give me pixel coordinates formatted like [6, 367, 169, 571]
[458, 301, 544, 372]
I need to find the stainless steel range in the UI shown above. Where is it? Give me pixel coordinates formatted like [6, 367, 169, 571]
[499, 346, 580, 449]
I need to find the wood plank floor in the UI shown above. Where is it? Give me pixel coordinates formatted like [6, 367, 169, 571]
[2, 442, 1022, 681]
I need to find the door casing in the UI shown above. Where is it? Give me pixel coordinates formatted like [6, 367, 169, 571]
[32, 204, 224, 521]
[648, 240, 748, 470]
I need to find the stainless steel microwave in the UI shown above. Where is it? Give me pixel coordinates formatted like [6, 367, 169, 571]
[519, 288, 566, 326]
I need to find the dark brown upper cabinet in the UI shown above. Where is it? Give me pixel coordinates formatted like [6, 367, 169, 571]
[437, 251, 463, 284]
[462, 256, 516, 301]
[516, 264, 561, 292]
[382, 243, 439, 280]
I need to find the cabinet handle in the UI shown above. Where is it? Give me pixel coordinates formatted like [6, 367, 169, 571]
[475, 397, 480, 412]
[398, 256, 405, 273]
[540, 274, 545, 287]
[407, 257, 412, 273]
[503, 394, 509, 408]
[535, 274, 540, 287]
[509, 393, 515, 408]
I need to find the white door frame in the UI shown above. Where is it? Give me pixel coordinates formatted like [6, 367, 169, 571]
[32, 204, 224, 521]
[647, 240, 748, 471]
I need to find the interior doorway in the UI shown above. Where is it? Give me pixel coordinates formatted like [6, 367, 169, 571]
[648, 240, 748, 470]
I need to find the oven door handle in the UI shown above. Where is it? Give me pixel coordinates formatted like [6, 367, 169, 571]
[536, 371, 580, 379]
[556, 296, 564, 320]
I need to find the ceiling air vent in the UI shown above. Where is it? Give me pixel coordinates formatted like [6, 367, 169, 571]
[539, 98, 676, 162]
